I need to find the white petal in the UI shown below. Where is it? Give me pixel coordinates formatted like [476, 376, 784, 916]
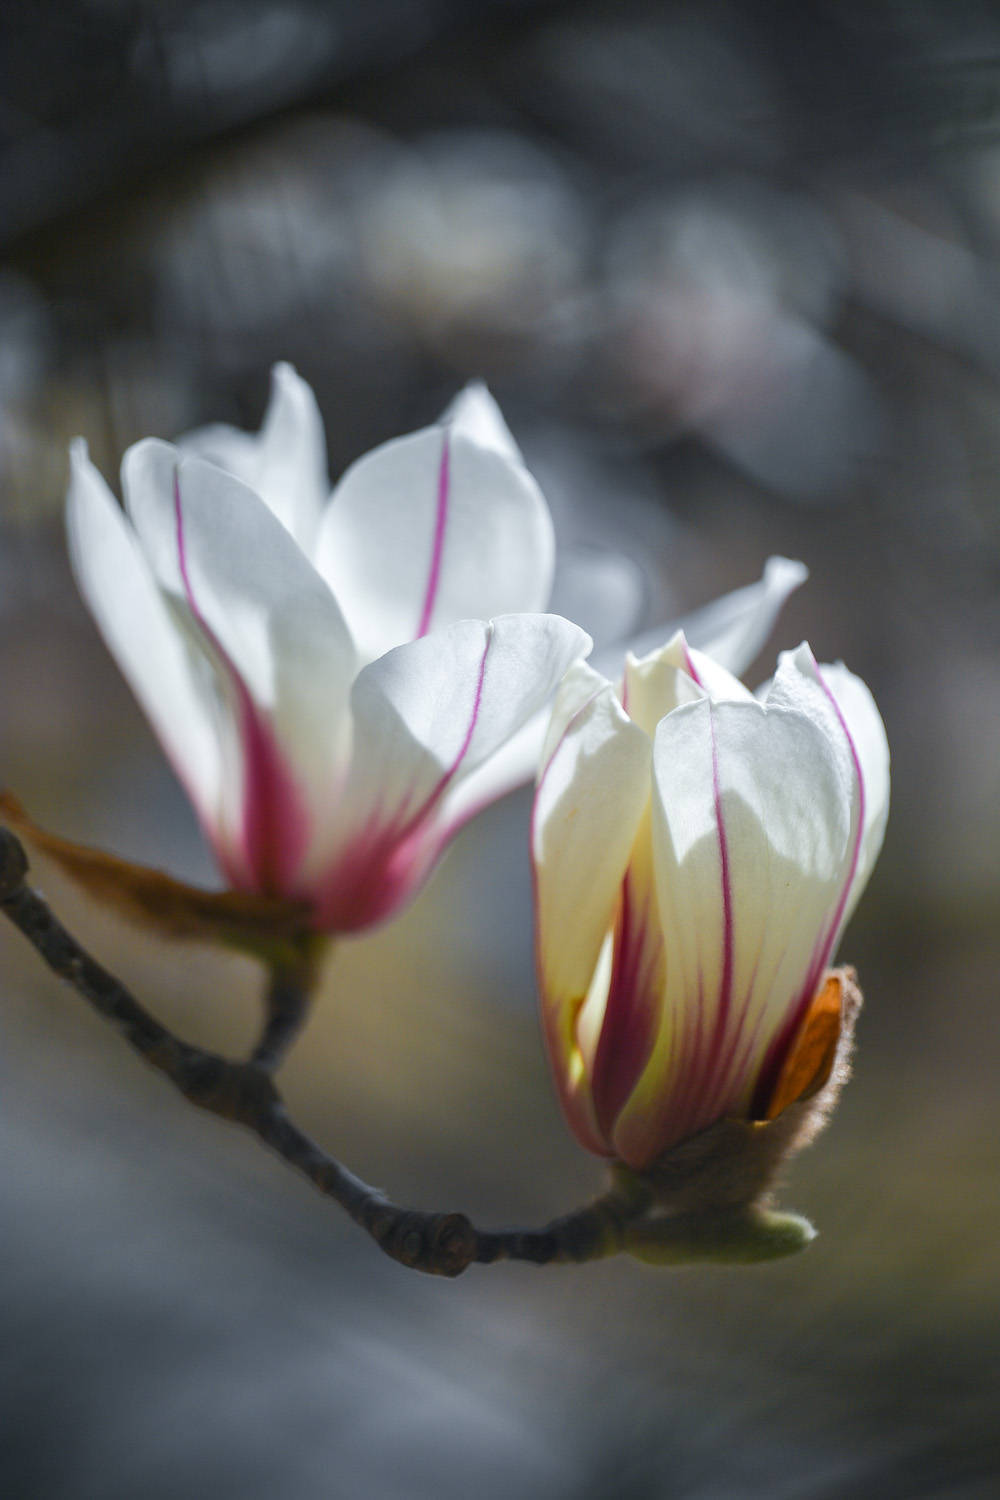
[122, 439, 357, 871]
[314, 425, 555, 663]
[180, 363, 328, 554]
[593, 556, 807, 681]
[540, 658, 613, 767]
[682, 556, 808, 674]
[303, 613, 589, 927]
[65, 441, 221, 824]
[423, 655, 611, 835]
[533, 682, 652, 1151]
[811, 659, 889, 933]
[622, 630, 753, 738]
[435, 710, 548, 837]
[440, 381, 523, 463]
[763, 643, 877, 946]
[344, 613, 591, 837]
[612, 687, 856, 1165]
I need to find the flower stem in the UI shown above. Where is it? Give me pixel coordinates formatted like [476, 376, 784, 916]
[0, 827, 650, 1276]
[250, 940, 324, 1072]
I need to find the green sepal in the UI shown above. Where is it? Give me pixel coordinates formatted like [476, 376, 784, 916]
[624, 1205, 816, 1266]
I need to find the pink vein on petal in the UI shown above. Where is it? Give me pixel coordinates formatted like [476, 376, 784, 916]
[416, 430, 450, 639]
[172, 468, 309, 896]
[312, 624, 493, 931]
[641, 708, 733, 1158]
[682, 639, 704, 687]
[592, 873, 662, 1143]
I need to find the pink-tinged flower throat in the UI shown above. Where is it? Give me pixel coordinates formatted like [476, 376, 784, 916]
[312, 620, 492, 930]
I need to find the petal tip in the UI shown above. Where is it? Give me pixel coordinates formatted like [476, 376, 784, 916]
[765, 555, 809, 589]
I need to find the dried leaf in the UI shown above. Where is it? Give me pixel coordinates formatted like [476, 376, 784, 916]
[0, 790, 311, 956]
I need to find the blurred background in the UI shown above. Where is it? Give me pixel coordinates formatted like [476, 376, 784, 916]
[2, 1, 999, 1495]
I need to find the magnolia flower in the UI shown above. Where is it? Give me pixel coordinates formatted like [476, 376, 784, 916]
[40, 364, 808, 945]
[533, 631, 889, 1175]
[65, 369, 588, 933]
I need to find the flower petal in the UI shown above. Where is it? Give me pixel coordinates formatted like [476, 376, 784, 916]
[180, 363, 328, 554]
[681, 556, 809, 673]
[424, 655, 616, 835]
[612, 684, 856, 1167]
[65, 441, 221, 823]
[348, 612, 591, 822]
[622, 629, 753, 737]
[593, 556, 807, 681]
[533, 676, 651, 1155]
[314, 424, 555, 662]
[308, 613, 590, 929]
[815, 661, 890, 931]
[432, 656, 609, 840]
[440, 381, 523, 463]
[122, 439, 357, 886]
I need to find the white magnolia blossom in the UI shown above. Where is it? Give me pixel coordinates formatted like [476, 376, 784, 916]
[67, 363, 808, 934]
[533, 631, 889, 1169]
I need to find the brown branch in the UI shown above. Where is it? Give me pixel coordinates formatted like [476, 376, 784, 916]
[0, 827, 648, 1277]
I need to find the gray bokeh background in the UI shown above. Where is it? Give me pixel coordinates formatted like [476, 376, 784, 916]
[2, 3, 999, 1496]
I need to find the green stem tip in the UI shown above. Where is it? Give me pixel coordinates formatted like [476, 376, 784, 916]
[624, 1206, 817, 1267]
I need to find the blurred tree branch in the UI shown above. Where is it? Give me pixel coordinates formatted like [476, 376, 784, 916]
[0, 825, 654, 1276]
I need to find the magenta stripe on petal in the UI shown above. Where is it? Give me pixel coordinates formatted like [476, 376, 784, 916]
[173, 469, 309, 896]
[682, 639, 704, 687]
[591, 872, 662, 1141]
[416, 430, 450, 639]
[312, 625, 493, 930]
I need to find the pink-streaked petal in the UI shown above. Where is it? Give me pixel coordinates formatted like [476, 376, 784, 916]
[593, 556, 807, 682]
[309, 613, 590, 929]
[65, 441, 221, 827]
[612, 688, 855, 1168]
[122, 440, 357, 885]
[169, 473, 311, 895]
[432, 710, 548, 841]
[180, 362, 328, 554]
[533, 680, 651, 1156]
[440, 381, 523, 463]
[314, 425, 555, 663]
[431, 656, 617, 836]
[588, 803, 665, 1144]
[352, 613, 590, 801]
